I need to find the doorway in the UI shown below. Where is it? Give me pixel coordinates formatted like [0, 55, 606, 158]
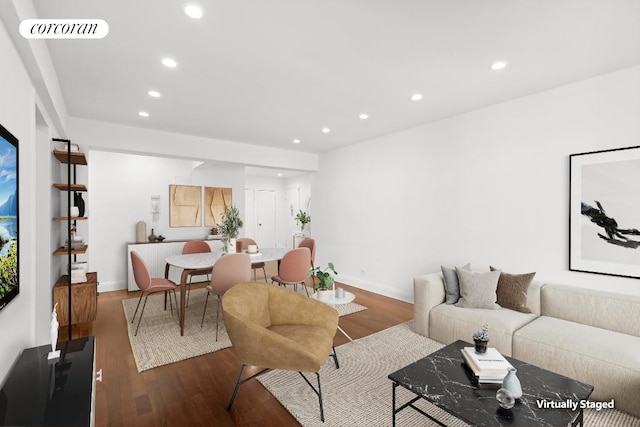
[244, 189, 277, 247]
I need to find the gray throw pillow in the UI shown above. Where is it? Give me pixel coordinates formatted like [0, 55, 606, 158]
[441, 263, 471, 304]
[454, 268, 501, 309]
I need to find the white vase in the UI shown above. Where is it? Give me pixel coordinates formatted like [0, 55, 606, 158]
[317, 289, 333, 302]
[226, 238, 236, 254]
[502, 367, 522, 399]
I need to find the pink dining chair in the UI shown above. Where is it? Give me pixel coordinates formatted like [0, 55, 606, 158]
[237, 237, 267, 282]
[201, 253, 252, 340]
[130, 251, 179, 336]
[183, 240, 213, 306]
[271, 247, 312, 296]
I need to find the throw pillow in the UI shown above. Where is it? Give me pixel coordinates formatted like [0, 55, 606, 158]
[490, 266, 536, 313]
[441, 263, 471, 304]
[454, 268, 501, 309]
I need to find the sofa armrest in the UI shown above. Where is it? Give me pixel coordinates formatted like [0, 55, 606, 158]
[413, 273, 446, 337]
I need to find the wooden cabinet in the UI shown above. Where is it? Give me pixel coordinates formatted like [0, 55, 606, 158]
[52, 144, 96, 332]
[53, 272, 98, 326]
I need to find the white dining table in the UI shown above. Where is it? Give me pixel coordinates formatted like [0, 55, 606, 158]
[165, 247, 289, 335]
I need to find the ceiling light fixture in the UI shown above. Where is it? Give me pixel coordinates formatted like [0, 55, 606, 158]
[490, 61, 508, 70]
[322, 128, 331, 133]
[359, 113, 369, 120]
[411, 94, 423, 101]
[162, 57, 177, 68]
[184, 4, 204, 19]
[293, 139, 301, 144]
[277, 173, 283, 177]
[138, 111, 149, 117]
[148, 90, 161, 98]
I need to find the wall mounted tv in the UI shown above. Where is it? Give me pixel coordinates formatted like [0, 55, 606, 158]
[0, 124, 18, 313]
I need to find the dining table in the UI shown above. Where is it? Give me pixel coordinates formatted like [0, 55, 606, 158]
[165, 247, 289, 335]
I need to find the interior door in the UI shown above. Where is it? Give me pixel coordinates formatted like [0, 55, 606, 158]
[256, 190, 276, 247]
[244, 189, 256, 239]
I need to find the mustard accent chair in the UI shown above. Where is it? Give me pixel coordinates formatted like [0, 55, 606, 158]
[222, 282, 339, 422]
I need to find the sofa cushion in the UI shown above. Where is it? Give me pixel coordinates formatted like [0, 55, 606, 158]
[541, 284, 640, 338]
[429, 303, 538, 356]
[455, 268, 501, 309]
[441, 263, 470, 304]
[490, 267, 536, 313]
[513, 316, 640, 417]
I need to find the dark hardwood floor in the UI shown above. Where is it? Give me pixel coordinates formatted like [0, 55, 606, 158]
[88, 262, 414, 426]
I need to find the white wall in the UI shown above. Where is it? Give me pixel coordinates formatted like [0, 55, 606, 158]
[314, 66, 640, 302]
[88, 150, 245, 290]
[0, 18, 38, 383]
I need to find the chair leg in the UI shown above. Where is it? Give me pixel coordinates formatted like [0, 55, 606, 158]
[201, 292, 210, 327]
[131, 291, 145, 324]
[299, 372, 325, 422]
[172, 290, 179, 318]
[301, 281, 309, 297]
[215, 296, 221, 341]
[226, 364, 246, 410]
[262, 266, 267, 283]
[331, 345, 340, 369]
[134, 294, 150, 336]
[186, 277, 192, 307]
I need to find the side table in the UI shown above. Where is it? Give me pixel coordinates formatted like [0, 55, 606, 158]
[311, 290, 356, 342]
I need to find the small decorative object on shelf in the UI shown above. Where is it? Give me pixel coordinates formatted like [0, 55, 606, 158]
[48, 303, 60, 360]
[295, 210, 311, 232]
[74, 192, 85, 217]
[502, 367, 523, 399]
[148, 228, 157, 242]
[473, 324, 489, 354]
[496, 387, 515, 409]
[136, 221, 147, 243]
[308, 262, 337, 302]
[156, 235, 166, 242]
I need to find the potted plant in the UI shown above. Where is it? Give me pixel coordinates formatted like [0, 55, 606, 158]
[307, 262, 337, 302]
[473, 324, 489, 354]
[296, 210, 311, 232]
[218, 205, 243, 253]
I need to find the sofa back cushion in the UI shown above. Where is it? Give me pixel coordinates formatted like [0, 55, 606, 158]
[541, 284, 640, 337]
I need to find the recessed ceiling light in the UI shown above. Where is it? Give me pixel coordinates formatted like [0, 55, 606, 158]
[322, 128, 331, 133]
[148, 90, 161, 98]
[162, 57, 177, 68]
[490, 61, 508, 70]
[359, 113, 369, 120]
[138, 111, 149, 117]
[277, 173, 283, 177]
[293, 139, 301, 144]
[411, 94, 423, 101]
[184, 4, 204, 19]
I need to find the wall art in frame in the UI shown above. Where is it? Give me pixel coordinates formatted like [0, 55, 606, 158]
[570, 145, 640, 279]
[169, 185, 202, 227]
[204, 187, 232, 227]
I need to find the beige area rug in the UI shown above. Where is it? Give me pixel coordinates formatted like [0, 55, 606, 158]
[258, 322, 640, 427]
[122, 286, 367, 372]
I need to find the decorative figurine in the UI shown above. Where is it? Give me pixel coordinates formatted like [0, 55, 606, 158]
[48, 303, 61, 360]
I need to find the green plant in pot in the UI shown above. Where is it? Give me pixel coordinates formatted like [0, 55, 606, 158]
[307, 262, 337, 302]
[218, 205, 243, 253]
[296, 210, 311, 232]
[473, 324, 489, 354]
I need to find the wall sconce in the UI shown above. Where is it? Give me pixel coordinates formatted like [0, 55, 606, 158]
[150, 195, 160, 222]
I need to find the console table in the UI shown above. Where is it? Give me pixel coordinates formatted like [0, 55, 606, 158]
[0, 337, 97, 426]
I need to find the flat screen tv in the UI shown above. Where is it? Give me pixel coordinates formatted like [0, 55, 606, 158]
[0, 124, 18, 313]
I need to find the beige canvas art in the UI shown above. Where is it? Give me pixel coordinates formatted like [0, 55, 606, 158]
[204, 187, 232, 226]
[169, 185, 202, 227]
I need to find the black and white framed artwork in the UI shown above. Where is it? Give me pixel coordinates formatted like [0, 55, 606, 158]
[570, 145, 640, 279]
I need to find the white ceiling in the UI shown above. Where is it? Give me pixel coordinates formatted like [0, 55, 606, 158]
[33, 0, 640, 154]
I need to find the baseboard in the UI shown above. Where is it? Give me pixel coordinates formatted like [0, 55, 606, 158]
[335, 274, 413, 303]
[98, 280, 127, 293]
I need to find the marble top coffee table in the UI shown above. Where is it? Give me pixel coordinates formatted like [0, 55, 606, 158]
[388, 340, 593, 427]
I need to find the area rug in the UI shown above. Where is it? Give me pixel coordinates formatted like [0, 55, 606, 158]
[122, 287, 367, 372]
[258, 322, 640, 427]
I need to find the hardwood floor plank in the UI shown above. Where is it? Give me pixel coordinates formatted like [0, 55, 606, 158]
[94, 281, 413, 426]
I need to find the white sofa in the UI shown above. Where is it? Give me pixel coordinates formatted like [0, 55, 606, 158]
[414, 272, 640, 417]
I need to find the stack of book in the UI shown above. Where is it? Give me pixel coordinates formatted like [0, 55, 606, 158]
[461, 346, 514, 384]
[64, 238, 85, 250]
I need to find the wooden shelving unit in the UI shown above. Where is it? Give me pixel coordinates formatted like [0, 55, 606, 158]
[52, 141, 96, 339]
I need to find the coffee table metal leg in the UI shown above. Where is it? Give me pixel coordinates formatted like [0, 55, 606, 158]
[392, 382, 397, 427]
[571, 408, 584, 427]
